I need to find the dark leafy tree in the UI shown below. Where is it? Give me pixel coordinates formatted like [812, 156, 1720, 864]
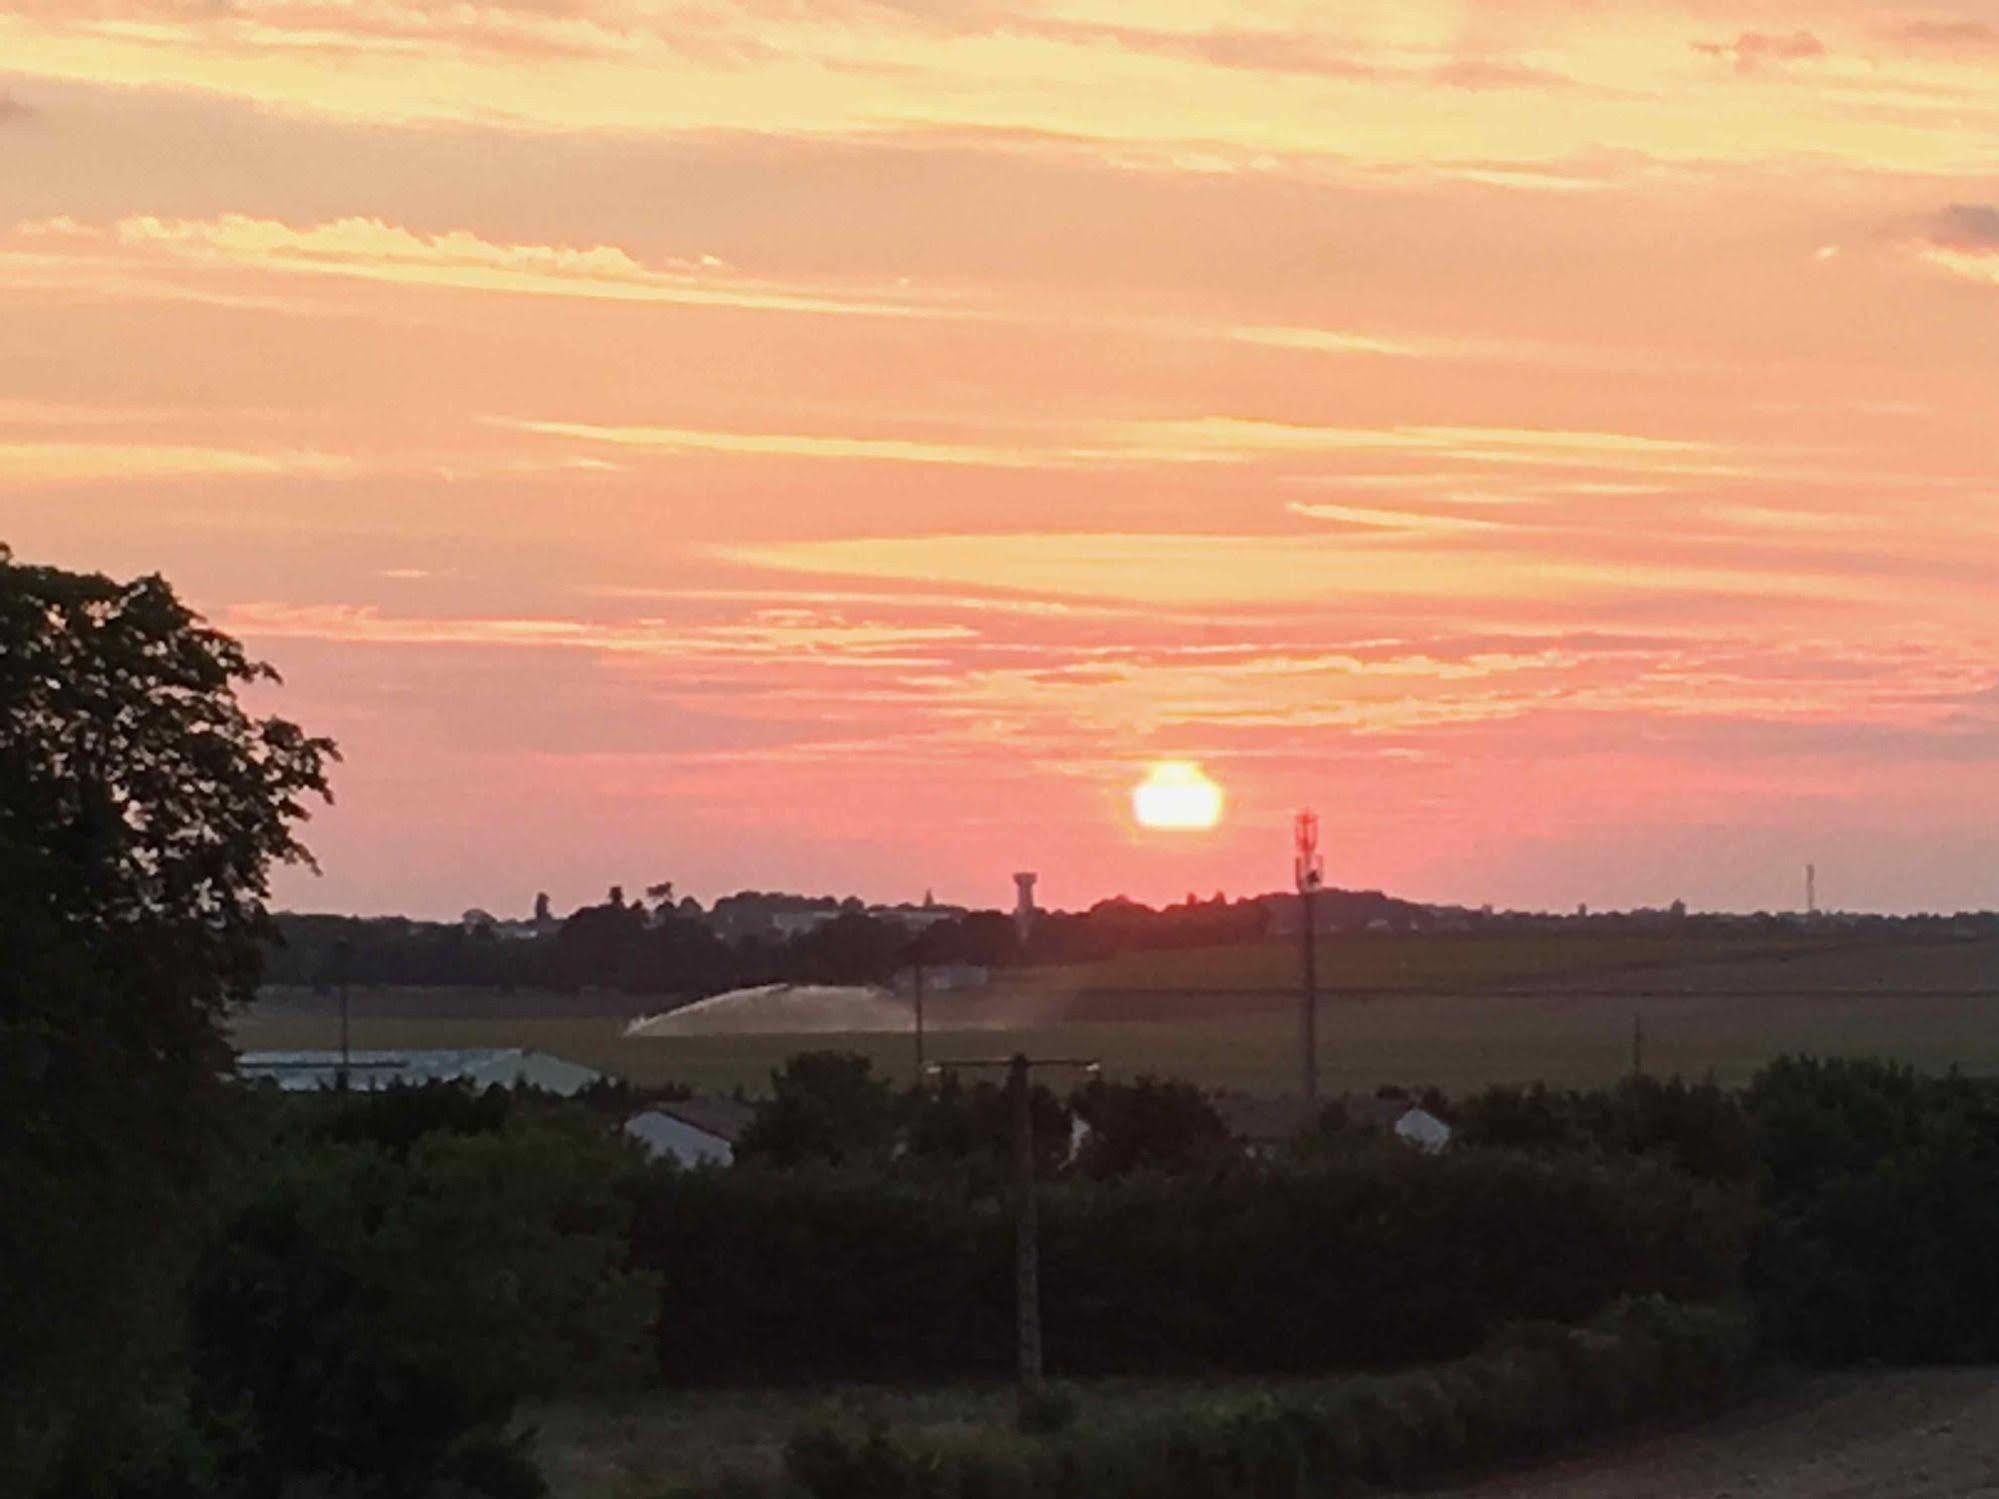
[0, 545, 334, 1493]
[1069, 1075, 1235, 1178]
[1747, 1056, 1999, 1362]
[1452, 1083, 1587, 1154]
[1453, 1077, 1752, 1184]
[736, 1051, 901, 1168]
[190, 1114, 653, 1497]
[547, 895, 648, 990]
[790, 911, 905, 985]
[903, 1071, 1072, 1186]
[918, 910, 1020, 968]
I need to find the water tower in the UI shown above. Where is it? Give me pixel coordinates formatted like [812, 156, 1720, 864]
[1013, 872, 1038, 937]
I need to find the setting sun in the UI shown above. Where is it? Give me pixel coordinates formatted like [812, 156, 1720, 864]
[1133, 761, 1225, 831]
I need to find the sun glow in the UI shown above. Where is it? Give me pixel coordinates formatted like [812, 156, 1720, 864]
[1133, 761, 1225, 831]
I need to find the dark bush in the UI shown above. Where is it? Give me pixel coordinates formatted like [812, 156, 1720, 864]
[780, 1297, 1755, 1499]
[303, 1078, 518, 1156]
[633, 1147, 1747, 1385]
[1069, 1076, 1232, 1179]
[1454, 1075, 1753, 1183]
[904, 1073, 1072, 1186]
[736, 1052, 903, 1169]
[1747, 1055, 1999, 1363]
[189, 1114, 654, 1497]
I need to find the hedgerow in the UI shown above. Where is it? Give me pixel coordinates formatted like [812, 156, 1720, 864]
[632, 1149, 1747, 1384]
[775, 1295, 1755, 1499]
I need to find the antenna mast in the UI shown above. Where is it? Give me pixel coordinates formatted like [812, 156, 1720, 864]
[1295, 811, 1324, 1104]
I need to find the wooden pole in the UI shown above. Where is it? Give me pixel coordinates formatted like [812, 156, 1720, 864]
[931, 1051, 1094, 1420]
[913, 960, 926, 1079]
[336, 937, 352, 1092]
[1009, 1053, 1044, 1413]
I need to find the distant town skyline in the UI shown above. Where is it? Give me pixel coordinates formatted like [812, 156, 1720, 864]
[6, 3, 1998, 918]
[296, 863, 1969, 927]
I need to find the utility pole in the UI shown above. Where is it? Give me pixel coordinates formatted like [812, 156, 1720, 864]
[928, 1051, 1099, 1424]
[1009, 1055, 1040, 1400]
[1632, 1013, 1645, 1078]
[334, 935, 353, 1092]
[912, 958, 926, 1078]
[1295, 811, 1324, 1104]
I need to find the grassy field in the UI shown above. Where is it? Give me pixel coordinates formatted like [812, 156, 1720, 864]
[1024, 928, 1999, 998]
[235, 975, 1999, 1097]
[234, 929, 1999, 1095]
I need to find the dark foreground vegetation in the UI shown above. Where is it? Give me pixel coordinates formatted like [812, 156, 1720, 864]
[783, 1296, 1754, 1499]
[19, 1051, 1999, 1498]
[10, 547, 1999, 1499]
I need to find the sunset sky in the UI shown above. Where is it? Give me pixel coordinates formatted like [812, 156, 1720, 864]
[5, 1, 1998, 918]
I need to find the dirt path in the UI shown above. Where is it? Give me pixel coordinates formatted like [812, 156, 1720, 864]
[1452, 1371, 1999, 1499]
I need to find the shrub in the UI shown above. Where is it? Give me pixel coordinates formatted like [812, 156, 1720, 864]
[1016, 1386, 1079, 1436]
[1454, 1076, 1753, 1183]
[1068, 1077, 1232, 1179]
[633, 1148, 1747, 1386]
[736, 1052, 902, 1169]
[1747, 1056, 1999, 1363]
[189, 1114, 654, 1497]
[778, 1297, 1755, 1499]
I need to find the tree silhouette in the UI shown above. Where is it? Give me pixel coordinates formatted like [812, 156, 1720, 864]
[0, 545, 334, 1491]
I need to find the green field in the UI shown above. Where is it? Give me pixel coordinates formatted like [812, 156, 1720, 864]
[236, 929, 1999, 1096]
[1023, 927, 1999, 998]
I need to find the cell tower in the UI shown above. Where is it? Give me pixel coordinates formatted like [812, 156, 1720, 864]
[1295, 810, 1323, 895]
[1295, 812, 1324, 1103]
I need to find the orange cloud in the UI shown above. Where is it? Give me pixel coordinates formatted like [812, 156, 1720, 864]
[0, 439, 358, 484]
[1695, 30, 1828, 73]
[14, 214, 955, 318]
[720, 530, 1878, 610]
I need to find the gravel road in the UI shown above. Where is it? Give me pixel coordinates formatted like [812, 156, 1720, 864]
[1451, 1371, 1999, 1499]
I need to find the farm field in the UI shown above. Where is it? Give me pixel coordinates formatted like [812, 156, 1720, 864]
[1028, 928, 1999, 1000]
[236, 930, 1999, 1093]
[236, 972, 1999, 1097]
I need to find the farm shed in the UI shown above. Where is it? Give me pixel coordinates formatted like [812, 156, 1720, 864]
[624, 1097, 755, 1167]
[236, 1048, 604, 1096]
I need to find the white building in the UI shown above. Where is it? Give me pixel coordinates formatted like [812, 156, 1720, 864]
[769, 909, 843, 939]
[624, 1097, 755, 1168]
[236, 1048, 603, 1096]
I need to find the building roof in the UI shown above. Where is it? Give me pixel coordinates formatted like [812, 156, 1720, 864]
[236, 1048, 603, 1096]
[642, 1095, 755, 1144]
[1215, 1093, 1319, 1145]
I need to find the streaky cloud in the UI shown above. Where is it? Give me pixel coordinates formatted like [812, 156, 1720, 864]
[12, 213, 963, 319]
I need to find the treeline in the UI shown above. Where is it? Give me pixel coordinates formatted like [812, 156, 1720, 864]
[260, 891, 1313, 997]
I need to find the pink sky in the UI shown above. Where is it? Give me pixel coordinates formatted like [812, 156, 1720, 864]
[4, 1, 1998, 918]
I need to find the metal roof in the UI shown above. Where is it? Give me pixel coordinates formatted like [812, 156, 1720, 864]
[235, 1048, 603, 1096]
[644, 1095, 755, 1144]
